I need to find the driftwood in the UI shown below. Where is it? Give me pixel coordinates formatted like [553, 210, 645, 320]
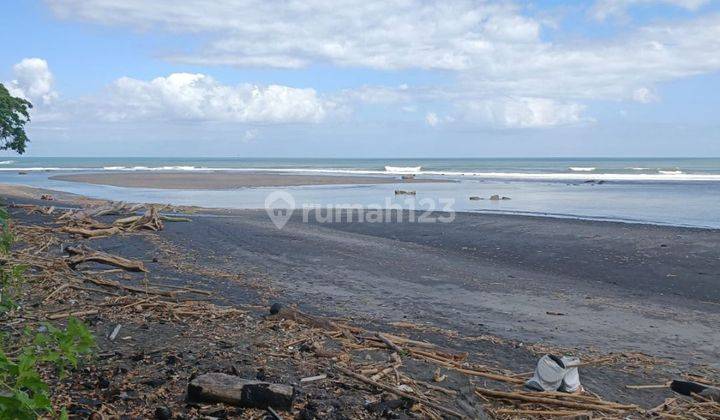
[334, 365, 467, 419]
[61, 225, 122, 238]
[46, 309, 99, 320]
[474, 387, 636, 412]
[84, 276, 173, 297]
[113, 207, 164, 231]
[269, 306, 340, 330]
[65, 245, 147, 272]
[187, 373, 294, 410]
[59, 201, 131, 221]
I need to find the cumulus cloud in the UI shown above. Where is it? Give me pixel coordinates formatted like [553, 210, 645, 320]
[45, 1, 720, 112]
[84, 73, 328, 123]
[460, 98, 587, 128]
[5, 58, 58, 105]
[591, 0, 709, 21]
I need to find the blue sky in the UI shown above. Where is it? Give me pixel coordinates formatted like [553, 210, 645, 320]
[2, 0, 720, 157]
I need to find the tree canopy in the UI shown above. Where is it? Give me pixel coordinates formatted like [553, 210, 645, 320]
[0, 83, 33, 154]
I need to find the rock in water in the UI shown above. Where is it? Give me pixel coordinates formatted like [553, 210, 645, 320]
[188, 373, 294, 410]
[489, 194, 500, 200]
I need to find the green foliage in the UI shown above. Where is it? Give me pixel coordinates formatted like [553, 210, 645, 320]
[0, 83, 32, 154]
[0, 318, 95, 419]
[0, 204, 96, 418]
[0, 206, 11, 254]
[0, 265, 26, 314]
[33, 318, 96, 375]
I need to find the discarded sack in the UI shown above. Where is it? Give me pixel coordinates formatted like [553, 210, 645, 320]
[525, 354, 582, 393]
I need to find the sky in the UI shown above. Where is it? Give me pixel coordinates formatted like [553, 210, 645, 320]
[1, 0, 720, 157]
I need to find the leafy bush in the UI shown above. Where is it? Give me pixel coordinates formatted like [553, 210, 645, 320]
[0, 318, 95, 418]
[0, 204, 95, 418]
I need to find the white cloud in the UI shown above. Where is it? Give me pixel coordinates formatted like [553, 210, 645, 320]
[45, 0, 720, 112]
[460, 98, 587, 128]
[87, 73, 327, 123]
[46, 0, 539, 71]
[632, 87, 659, 103]
[425, 112, 440, 127]
[5, 58, 58, 105]
[592, 0, 709, 21]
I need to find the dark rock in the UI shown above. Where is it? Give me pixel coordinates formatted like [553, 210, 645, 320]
[188, 372, 295, 410]
[97, 376, 110, 389]
[469, 196, 481, 201]
[155, 406, 172, 420]
[270, 302, 283, 315]
[296, 407, 316, 420]
[489, 194, 500, 200]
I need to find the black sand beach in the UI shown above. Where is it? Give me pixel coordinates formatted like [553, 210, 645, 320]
[3, 184, 720, 417]
[162, 208, 720, 366]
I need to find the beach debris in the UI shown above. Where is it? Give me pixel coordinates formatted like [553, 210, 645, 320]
[525, 355, 582, 393]
[489, 194, 511, 201]
[475, 387, 635, 413]
[187, 373, 295, 410]
[334, 365, 467, 418]
[61, 225, 123, 238]
[108, 324, 122, 341]
[560, 356, 582, 393]
[65, 244, 148, 272]
[58, 201, 137, 221]
[300, 374, 327, 383]
[526, 355, 568, 392]
[394, 189, 416, 195]
[546, 311, 566, 316]
[40, 194, 55, 201]
[671, 379, 720, 401]
[113, 207, 164, 231]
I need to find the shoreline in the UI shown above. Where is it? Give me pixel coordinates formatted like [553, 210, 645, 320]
[3, 182, 719, 231]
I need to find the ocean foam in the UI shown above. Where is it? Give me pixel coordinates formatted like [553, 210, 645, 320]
[569, 167, 596, 172]
[384, 166, 422, 174]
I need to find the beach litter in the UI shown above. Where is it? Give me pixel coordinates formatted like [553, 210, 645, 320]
[2, 197, 719, 419]
[394, 189, 416, 195]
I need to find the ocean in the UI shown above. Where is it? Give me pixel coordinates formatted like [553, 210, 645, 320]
[1, 157, 718, 228]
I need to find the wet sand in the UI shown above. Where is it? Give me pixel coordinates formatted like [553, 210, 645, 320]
[51, 171, 445, 189]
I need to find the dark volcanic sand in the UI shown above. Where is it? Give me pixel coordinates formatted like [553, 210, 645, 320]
[160, 209, 720, 367]
[5, 188, 720, 409]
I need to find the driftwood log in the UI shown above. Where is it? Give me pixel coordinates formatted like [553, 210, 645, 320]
[187, 373, 294, 410]
[65, 245, 147, 272]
